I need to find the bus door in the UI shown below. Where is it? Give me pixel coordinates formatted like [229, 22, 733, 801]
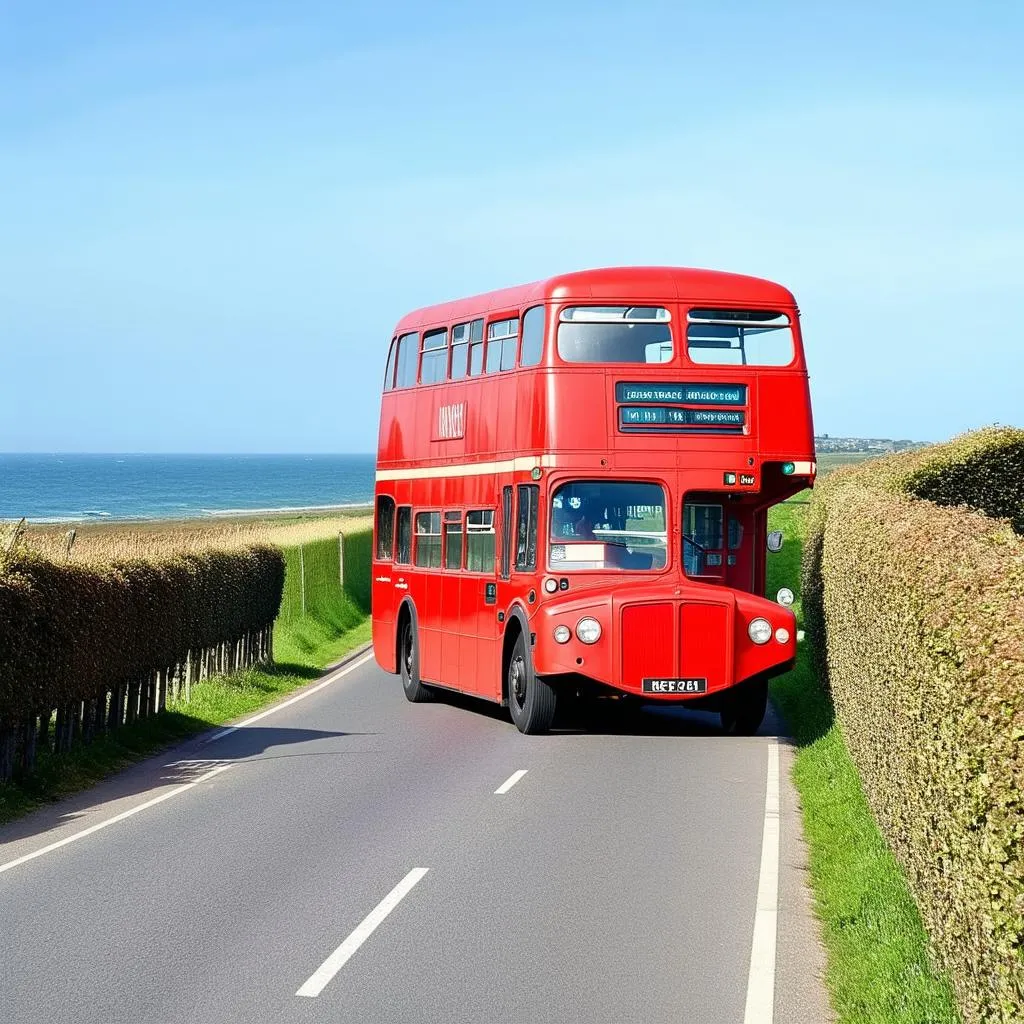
[371, 496, 402, 670]
[682, 498, 726, 583]
[459, 506, 500, 699]
[725, 506, 754, 592]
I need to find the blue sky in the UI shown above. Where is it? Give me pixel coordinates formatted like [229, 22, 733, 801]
[1, 0, 1021, 452]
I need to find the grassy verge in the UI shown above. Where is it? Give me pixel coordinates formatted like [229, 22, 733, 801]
[767, 502, 959, 1023]
[0, 542, 371, 826]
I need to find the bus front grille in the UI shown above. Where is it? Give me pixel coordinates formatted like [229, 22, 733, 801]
[620, 602, 675, 688]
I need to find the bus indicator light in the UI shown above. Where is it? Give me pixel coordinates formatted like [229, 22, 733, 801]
[782, 462, 795, 475]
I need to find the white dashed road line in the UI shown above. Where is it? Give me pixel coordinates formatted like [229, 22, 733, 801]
[296, 867, 429, 998]
[494, 769, 528, 795]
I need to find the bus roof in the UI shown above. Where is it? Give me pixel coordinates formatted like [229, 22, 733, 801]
[393, 266, 797, 334]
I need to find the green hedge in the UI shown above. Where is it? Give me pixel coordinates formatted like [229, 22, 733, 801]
[803, 428, 1024, 1023]
[0, 544, 284, 775]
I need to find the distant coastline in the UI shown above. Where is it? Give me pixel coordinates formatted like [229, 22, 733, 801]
[0, 453, 376, 523]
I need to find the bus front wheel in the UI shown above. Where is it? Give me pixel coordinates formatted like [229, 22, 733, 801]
[507, 631, 556, 735]
[399, 616, 432, 703]
[720, 676, 768, 736]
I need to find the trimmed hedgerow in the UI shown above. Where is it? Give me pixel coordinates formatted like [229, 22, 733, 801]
[804, 428, 1024, 1024]
[0, 545, 285, 778]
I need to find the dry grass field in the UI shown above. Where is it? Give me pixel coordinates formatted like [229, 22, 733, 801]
[6, 509, 373, 564]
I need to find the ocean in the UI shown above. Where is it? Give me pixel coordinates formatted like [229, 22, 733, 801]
[0, 454, 376, 523]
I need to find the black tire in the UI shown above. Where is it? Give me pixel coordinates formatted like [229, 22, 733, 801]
[720, 676, 768, 736]
[507, 630, 556, 735]
[399, 615, 432, 703]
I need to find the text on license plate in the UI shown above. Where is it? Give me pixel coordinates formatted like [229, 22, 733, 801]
[642, 677, 708, 694]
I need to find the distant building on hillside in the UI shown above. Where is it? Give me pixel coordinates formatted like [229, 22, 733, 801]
[814, 436, 927, 454]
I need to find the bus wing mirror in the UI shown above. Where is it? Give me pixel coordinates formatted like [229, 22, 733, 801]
[766, 531, 784, 553]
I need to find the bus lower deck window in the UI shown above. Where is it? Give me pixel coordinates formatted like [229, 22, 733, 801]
[445, 513, 464, 569]
[375, 495, 395, 559]
[466, 509, 496, 572]
[414, 512, 442, 568]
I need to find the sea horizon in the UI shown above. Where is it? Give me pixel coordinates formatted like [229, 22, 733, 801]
[0, 453, 377, 523]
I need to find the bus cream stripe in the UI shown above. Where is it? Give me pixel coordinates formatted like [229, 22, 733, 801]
[375, 456, 553, 483]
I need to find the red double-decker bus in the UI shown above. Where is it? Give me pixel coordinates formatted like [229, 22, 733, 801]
[372, 266, 814, 734]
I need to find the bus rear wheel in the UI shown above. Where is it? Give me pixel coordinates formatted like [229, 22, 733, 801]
[507, 631, 556, 735]
[720, 676, 768, 736]
[399, 616, 432, 703]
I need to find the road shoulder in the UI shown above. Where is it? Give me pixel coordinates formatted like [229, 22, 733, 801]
[775, 734, 835, 1022]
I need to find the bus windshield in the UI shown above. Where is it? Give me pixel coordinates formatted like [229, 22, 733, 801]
[557, 306, 673, 364]
[550, 480, 667, 571]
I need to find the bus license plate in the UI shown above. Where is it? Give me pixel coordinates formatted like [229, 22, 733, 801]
[642, 677, 707, 694]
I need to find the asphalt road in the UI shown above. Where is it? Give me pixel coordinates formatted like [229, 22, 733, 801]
[0, 651, 830, 1024]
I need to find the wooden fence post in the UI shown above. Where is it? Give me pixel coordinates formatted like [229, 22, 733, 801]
[21, 714, 37, 772]
[0, 726, 15, 782]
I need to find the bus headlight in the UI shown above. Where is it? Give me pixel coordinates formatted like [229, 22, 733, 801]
[748, 618, 772, 645]
[576, 617, 602, 644]
[544, 578, 558, 594]
[553, 625, 571, 644]
[776, 587, 794, 607]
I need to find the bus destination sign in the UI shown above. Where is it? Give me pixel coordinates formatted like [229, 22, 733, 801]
[615, 382, 747, 406]
[620, 407, 745, 428]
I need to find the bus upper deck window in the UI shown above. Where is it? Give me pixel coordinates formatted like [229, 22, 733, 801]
[395, 332, 419, 388]
[450, 323, 470, 380]
[420, 329, 448, 385]
[686, 309, 794, 366]
[467, 319, 485, 376]
[486, 318, 519, 373]
[557, 306, 672, 364]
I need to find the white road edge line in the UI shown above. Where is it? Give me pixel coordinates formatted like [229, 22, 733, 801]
[206, 651, 374, 743]
[743, 742, 781, 1024]
[0, 764, 232, 876]
[494, 769, 528, 795]
[296, 867, 429, 998]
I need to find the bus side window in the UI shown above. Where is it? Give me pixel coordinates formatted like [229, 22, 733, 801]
[500, 486, 513, 579]
[414, 512, 442, 568]
[420, 329, 448, 385]
[376, 495, 395, 559]
[450, 324, 470, 380]
[520, 307, 544, 367]
[396, 506, 412, 564]
[515, 484, 539, 571]
[383, 338, 397, 391]
[395, 333, 419, 389]
[444, 511, 463, 569]
[466, 510, 495, 572]
[488, 318, 520, 372]
[468, 319, 485, 376]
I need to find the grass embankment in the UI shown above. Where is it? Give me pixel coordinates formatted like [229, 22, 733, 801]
[767, 502, 959, 1024]
[0, 526, 372, 826]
